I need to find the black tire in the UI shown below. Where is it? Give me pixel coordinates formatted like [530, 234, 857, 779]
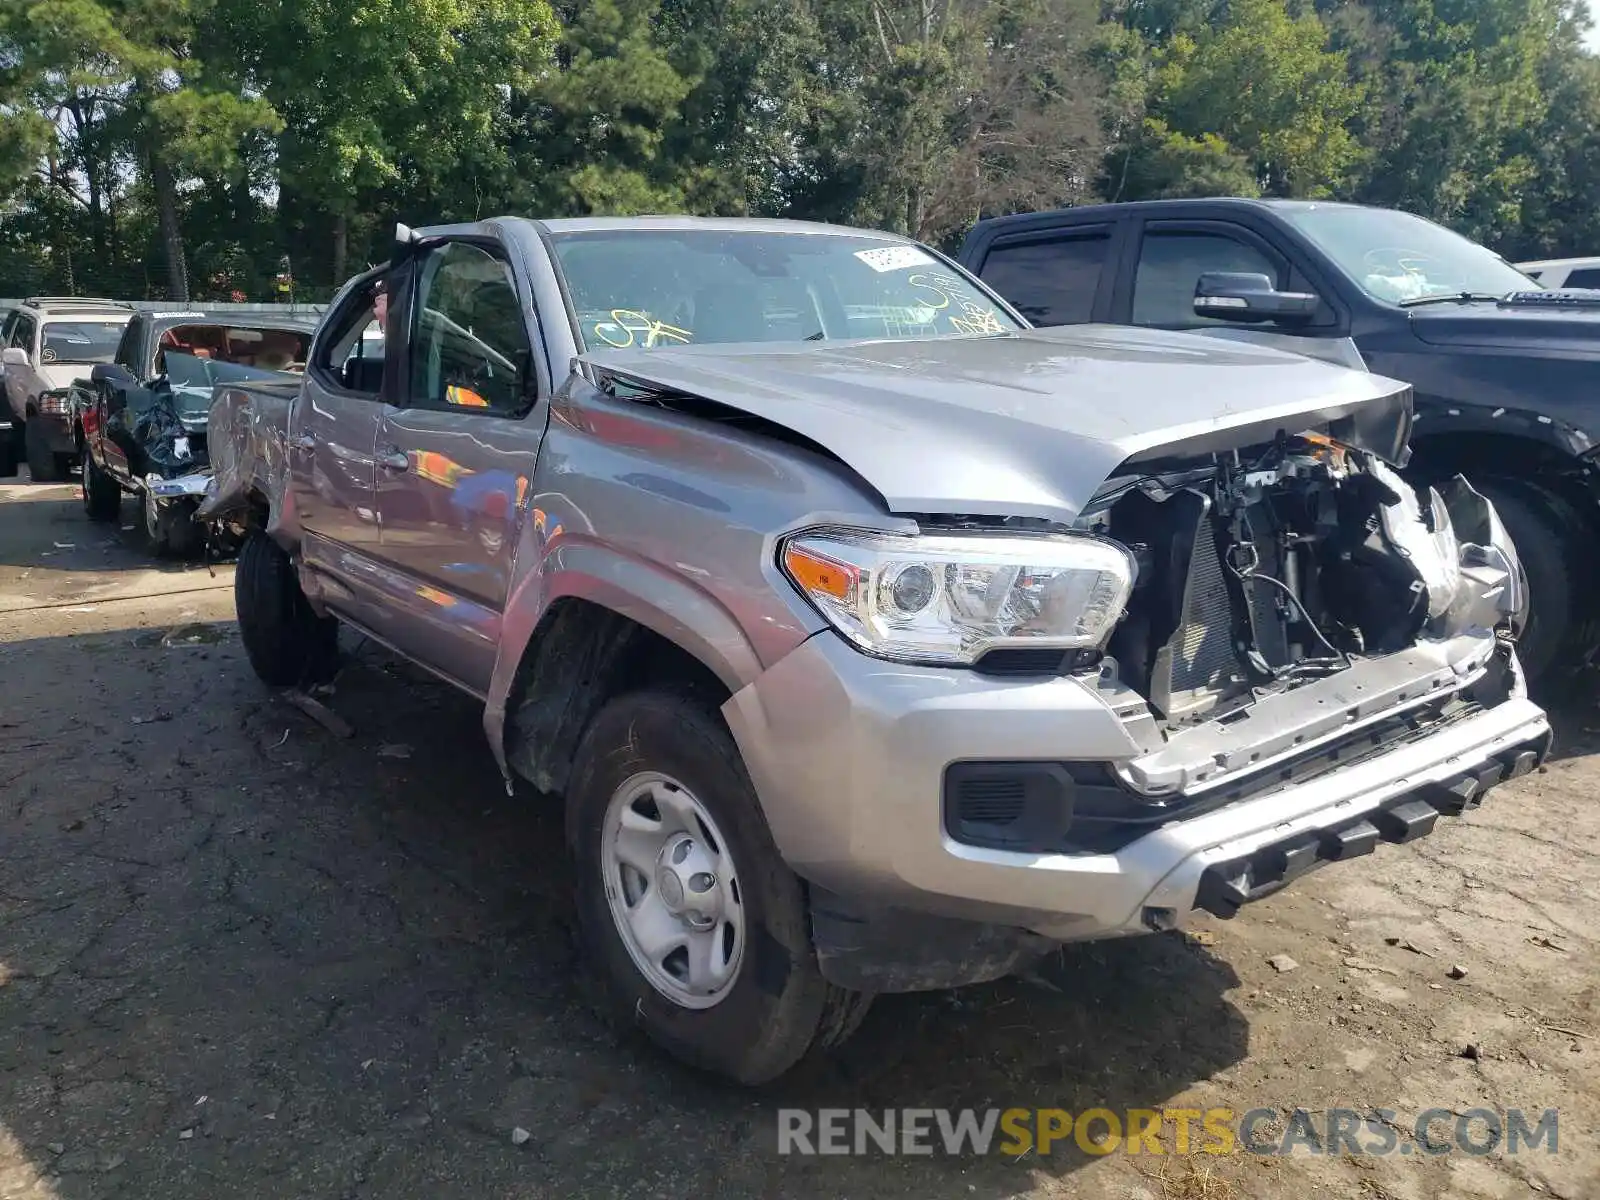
[564, 688, 868, 1084]
[1474, 478, 1582, 688]
[143, 491, 203, 558]
[25, 416, 64, 482]
[234, 531, 339, 687]
[81, 447, 121, 522]
[0, 425, 16, 477]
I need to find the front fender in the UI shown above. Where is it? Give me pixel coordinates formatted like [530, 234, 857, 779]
[482, 538, 765, 774]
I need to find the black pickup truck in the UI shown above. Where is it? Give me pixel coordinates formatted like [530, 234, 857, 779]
[957, 198, 1600, 687]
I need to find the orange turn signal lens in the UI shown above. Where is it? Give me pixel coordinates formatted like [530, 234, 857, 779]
[784, 543, 857, 602]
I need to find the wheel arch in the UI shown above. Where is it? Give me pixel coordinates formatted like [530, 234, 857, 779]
[1405, 423, 1600, 520]
[492, 595, 737, 798]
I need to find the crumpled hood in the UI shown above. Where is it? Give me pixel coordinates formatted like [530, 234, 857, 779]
[580, 324, 1413, 523]
[1408, 302, 1600, 352]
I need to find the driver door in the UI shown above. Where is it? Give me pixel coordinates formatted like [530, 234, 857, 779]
[367, 236, 544, 696]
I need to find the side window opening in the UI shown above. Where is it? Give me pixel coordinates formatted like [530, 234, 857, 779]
[976, 232, 1110, 326]
[1132, 231, 1283, 328]
[315, 275, 388, 395]
[407, 242, 534, 416]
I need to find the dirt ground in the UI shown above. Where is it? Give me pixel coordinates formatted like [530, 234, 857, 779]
[1, 473, 1597, 1200]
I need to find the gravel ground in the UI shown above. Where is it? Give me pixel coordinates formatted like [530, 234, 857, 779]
[1, 473, 1597, 1200]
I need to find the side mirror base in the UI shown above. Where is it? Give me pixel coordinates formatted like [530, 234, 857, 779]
[1194, 271, 1319, 326]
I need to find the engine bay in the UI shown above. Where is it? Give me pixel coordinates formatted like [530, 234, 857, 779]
[1081, 433, 1475, 731]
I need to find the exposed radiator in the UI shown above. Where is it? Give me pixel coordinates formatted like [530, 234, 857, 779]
[1149, 498, 1247, 723]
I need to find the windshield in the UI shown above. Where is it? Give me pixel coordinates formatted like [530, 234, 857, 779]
[1280, 205, 1536, 304]
[41, 320, 127, 364]
[549, 229, 1022, 351]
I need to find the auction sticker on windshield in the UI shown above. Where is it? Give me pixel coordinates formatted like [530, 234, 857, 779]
[855, 245, 937, 273]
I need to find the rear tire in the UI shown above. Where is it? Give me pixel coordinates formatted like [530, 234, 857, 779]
[1474, 478, 1581, 689]
[563, 687, 868, 1084]
[25, 416, 64, 482]
[82, 448, 121, 522]
[235, 531, 339, 687]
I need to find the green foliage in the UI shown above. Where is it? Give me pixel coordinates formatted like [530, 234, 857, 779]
[534, 0, 698, 214]
[1107, 0, 1364, 199]
[3, 0, 1600, 296]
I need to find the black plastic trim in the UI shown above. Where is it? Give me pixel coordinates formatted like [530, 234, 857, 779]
[1194, 728, 1553, 919]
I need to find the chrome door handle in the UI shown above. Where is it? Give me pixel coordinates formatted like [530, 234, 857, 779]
[377, 446, 410, 472]
[291, 432, 317, 451]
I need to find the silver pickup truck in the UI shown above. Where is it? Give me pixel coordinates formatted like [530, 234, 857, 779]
[198, 216, 1549, 1084]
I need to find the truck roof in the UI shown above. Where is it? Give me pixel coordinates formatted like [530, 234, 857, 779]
[967, 196, 1384, 229]
[534, 215, 916, 237]
[408, 215, 920, 242]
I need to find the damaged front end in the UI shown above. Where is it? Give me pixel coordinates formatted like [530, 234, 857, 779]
[1073, 431, 1527, 802]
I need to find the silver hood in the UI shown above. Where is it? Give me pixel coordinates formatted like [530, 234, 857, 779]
[580, 324, 1413, 524]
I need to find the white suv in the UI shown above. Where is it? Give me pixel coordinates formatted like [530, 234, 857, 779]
[1, 297, 133, 480]
[1515, 256, 1600, 289]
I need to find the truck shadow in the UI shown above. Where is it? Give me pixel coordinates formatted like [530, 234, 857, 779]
[0, 485, 219, 576]
[0, 621, 1252, 1197]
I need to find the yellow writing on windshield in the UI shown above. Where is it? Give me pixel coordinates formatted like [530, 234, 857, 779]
[592, 310, 693, 349]
[949, 302, 1006, 335]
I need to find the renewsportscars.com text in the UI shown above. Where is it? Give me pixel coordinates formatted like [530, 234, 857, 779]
[775, 1106, 1559, 1158]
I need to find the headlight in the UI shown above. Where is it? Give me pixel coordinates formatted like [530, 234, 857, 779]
[37, 390, 71, 415]
[780, 528, 1136, 666]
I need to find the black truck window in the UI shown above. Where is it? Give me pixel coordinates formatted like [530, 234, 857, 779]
[1132, 231, 1280, 328]
[976, 233, 1109, 325]
[1563, 268, 1600, 289]
[113, 318, 144, 373]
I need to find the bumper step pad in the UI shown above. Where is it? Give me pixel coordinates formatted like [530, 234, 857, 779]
[1194, 730, 1551, 919]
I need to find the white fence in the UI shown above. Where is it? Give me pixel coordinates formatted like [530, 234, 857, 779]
[0, 299, 326, 317]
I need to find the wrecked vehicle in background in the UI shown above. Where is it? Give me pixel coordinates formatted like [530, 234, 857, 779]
[73, 311, 315, 555]
[198, 216, 1549, 1086]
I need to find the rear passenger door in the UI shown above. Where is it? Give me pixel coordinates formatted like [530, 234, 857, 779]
[969, 224, 1118, 325]
[370, 235, 546, 697]
[285, 275, 390, 630]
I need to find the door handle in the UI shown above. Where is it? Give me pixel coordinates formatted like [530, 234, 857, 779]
[377, 446, 410, 472]
[291, 432, 317, 451]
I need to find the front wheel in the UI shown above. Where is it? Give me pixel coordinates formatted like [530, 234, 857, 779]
[564, 688, 868, 1084]
[234, 531, 338, 687]
[25, 416, 64, 482]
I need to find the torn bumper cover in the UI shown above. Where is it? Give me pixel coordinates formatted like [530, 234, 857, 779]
[728, 626, 1550, 990]
[1192, 727, 1550, 919]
